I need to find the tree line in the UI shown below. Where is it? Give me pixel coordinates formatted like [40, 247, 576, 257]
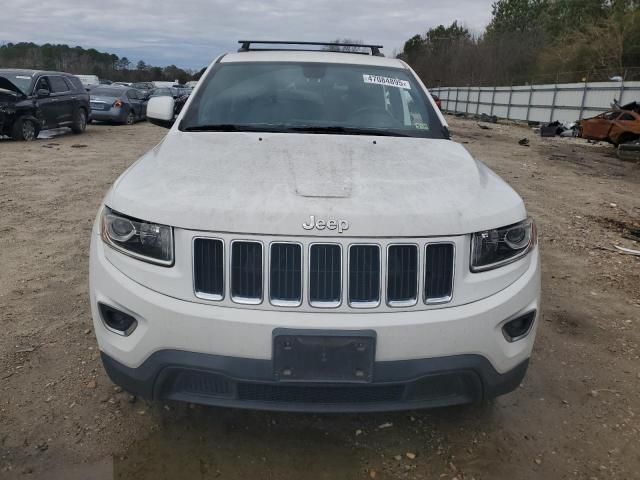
[400, 0, 640, 87]
[0, 42, 202, 84]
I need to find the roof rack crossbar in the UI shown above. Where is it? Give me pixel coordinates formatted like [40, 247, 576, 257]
[237, 40, 384, 56]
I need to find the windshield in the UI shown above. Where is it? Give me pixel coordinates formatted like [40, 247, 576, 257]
[0, 72, 34, 95]
[180, 62, 445, 138]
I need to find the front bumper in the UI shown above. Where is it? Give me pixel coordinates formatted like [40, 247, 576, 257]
[90, 234, 540, 411]
[101, 349, 529, 412]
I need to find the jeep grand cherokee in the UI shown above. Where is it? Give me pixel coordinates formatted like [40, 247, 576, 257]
[89, 41, 540, 412]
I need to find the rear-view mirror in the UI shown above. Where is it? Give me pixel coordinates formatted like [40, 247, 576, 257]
[147, 96, 175, 129]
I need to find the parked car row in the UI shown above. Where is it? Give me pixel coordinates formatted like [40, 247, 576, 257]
[90, 83, 192, 125]
[1, 68, 195, 139]
[150, 86, 193, 99]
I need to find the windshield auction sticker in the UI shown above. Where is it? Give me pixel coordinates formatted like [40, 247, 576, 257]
[363, 74, 411, 89]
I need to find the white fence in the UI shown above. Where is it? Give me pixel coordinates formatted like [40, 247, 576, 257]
[431, 81, 640, 123]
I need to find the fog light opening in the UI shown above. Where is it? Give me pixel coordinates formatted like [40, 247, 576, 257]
[98, 303, 138, 336]
[502, 311, 536, 342]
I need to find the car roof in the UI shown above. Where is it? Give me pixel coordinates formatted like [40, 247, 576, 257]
[220, 50, 408, 69]
[0, 68, 75, 77]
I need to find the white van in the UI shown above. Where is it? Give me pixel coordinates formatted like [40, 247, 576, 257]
[76, 74, 100, 90]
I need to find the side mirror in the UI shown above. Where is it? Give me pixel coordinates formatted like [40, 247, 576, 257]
[37, 88, 50, 98]
[147, 96, 175, 128]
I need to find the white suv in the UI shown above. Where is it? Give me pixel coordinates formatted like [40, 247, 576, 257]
[90, 41, 540, 412]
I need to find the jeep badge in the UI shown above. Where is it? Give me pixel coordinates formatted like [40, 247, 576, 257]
[302, 215, 349, 233]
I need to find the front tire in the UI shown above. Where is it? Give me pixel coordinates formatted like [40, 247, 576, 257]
[11, 117, 39, 141]
[125, 111, 135, 125]
[71, 109, 87, 134]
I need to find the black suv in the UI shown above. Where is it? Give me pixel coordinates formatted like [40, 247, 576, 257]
[0, 69, 90, 141]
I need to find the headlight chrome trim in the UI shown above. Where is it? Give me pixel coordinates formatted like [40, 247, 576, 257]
[470, 217, 536, 273]
[100, 206, 175, 267]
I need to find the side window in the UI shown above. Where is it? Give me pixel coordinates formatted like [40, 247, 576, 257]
[604, 111, 620, 121]
[619, 113, 635, 121]
[127, 89, 138, 100]
[35, 77, 51, 93]
[49, 76, 70, 94]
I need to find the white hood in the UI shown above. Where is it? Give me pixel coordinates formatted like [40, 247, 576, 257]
[106, 131, 526, 237]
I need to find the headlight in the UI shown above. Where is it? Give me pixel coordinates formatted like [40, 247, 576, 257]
[471, 217, 536, 272]
[100, 207, 174, 266]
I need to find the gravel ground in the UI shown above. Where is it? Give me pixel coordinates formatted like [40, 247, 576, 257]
[0, 117, 639, 479]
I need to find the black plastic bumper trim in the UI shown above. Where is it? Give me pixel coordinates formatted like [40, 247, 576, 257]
[100, 350, 529, 413]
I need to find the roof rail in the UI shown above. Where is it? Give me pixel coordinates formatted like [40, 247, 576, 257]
[237, 40, 384, 57]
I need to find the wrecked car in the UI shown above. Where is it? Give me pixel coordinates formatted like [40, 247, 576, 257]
[578, 109, 640, 146]
[0, 69, 90, 141]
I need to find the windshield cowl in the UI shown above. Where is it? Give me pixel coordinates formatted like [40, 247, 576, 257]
[181, 123, 412, 137]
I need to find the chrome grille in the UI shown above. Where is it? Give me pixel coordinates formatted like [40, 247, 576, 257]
[387, 244, 418, 306]
[424, 243, 455, 303]
[348, 245, 380, 307]
[193, 238, 224, 300]
[193, 238, 455, 309]
[309, 244, 341, 307]
[270, 243, 302, 306]
[231, 241, 263, 303]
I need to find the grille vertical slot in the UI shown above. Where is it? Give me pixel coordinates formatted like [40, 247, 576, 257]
[387, 244, 418, 306]
[348, 245, 381, 307]
[424, 243, 455, 304]
[193, 238, 224, 300]
[270, 243, 303, 306]
[231, 241, 263, 303]
[309, 244, 341, 307]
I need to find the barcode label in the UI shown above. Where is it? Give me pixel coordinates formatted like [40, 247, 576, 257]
[363, 74, 411, 89]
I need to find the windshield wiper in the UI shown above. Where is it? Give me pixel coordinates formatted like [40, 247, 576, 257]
[182, 124, 283, 132]
[286, 126, 410, 137]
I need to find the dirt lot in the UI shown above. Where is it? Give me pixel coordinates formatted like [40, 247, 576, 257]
[1, 117, 639, 480]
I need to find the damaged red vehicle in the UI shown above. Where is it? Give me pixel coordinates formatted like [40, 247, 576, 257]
[578, 108, 640, 146]
[0, 69, 90, 141]
[431, 93, 442, 110]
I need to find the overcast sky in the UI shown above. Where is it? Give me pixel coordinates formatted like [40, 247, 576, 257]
[2, 0, 494, 70]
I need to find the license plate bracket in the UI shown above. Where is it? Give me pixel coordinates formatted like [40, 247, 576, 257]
[273, 329, 376, 383]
